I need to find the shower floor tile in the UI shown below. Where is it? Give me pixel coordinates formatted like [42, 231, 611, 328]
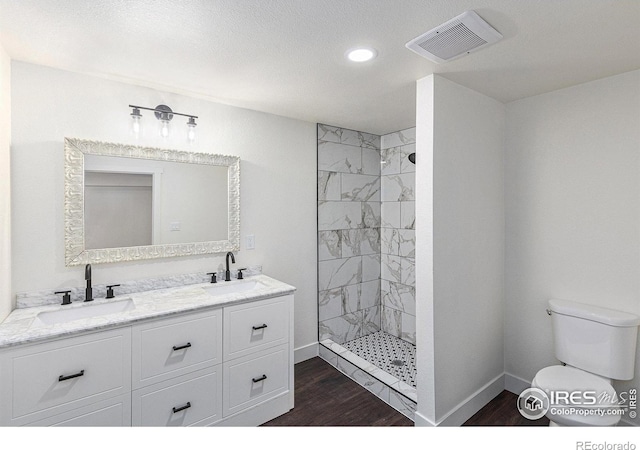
[343, 331, 416, 388]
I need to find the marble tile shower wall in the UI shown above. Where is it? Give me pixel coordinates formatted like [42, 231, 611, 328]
[380, 128, 416, 344]
[318, 124, 382, 344]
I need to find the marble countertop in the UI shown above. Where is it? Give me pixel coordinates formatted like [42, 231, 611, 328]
[0, 274, 296, 349]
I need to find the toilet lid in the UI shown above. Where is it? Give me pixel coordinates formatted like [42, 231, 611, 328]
[533, 365, 618, 407]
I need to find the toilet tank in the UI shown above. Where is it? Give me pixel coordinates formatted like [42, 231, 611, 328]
[549, 299, 640, 380]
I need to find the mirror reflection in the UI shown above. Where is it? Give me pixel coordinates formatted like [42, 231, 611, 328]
[84, 155, 229, 249]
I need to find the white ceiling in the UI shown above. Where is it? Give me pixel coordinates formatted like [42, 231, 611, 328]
[0, 0, 638, 135]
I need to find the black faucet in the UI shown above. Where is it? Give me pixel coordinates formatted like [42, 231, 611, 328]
[85, 264, 93, 302]
[225, 252, 235, 281]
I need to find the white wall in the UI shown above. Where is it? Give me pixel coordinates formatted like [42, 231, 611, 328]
[0, 43, 10, 322]
[10, 62, 318, 353]
[416, 75, 505, 425]
[504, 69, 640, 425]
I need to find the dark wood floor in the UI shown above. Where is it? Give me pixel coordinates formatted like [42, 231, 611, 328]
[263, 356, 413, 426]
[263, 357, 549, 427]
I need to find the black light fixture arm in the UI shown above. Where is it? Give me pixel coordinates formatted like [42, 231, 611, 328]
[129, 104, 198, 120]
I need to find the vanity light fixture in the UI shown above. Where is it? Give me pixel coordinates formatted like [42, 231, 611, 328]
[128, 104, 198, 142]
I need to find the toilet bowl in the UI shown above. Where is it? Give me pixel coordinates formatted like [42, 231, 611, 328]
[532, 365, 621, 426]
[531, 299, 639, 427]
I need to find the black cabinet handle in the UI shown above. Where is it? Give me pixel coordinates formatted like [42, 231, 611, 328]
[172, 342, 192, 351]
[58, 370, 85, 382]
[252, 374, 267, 383]
[252, 324, 268, 330]
[172, 402, 192, 414]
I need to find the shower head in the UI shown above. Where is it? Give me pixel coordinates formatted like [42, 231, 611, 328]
[408, 153, 416, 164]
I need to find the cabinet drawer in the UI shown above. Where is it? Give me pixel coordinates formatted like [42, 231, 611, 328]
[223, 296, 291, 360]
[223, 344, 289, 417]
[132, 309, 222, 389]
[29, 394, 131, 427]
[0, 328, 131, 425]
[132, 366, 222, 426]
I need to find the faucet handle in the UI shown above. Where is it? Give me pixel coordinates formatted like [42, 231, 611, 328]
[55, 290, 72, 306]
[206, 272, 218, 284]
[106, 284, 120, 299]
[237, 268, 247, 280]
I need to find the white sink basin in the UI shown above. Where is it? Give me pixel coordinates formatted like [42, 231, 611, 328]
[203, 280, 265, 297]
[32, 298, 136, 327]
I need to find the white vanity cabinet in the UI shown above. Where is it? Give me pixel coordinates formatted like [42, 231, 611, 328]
[0, 289, 294, 427]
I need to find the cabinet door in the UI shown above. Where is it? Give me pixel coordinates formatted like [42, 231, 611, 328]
[0, 327, 131, 426]
[223, 344, 289, 417]
[132, 309, 222, 389]
[223, 295, 291, 360]
[132, 366, 222, 426]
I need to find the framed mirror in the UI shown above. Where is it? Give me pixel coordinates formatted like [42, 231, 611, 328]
[64, 138, 240, 266]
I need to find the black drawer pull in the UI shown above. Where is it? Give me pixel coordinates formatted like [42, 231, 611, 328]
[58, 370, 85, 382]
[172, 342, 192, 351]
[252, 324, 268, 330]
[252, 374, 267, 383]
[172, 402, 192, 414]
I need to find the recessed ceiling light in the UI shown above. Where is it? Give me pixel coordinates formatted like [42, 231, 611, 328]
[346, 47, 377, 62]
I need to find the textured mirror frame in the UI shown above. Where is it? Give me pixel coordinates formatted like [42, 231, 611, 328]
[64, 137, 240, 266]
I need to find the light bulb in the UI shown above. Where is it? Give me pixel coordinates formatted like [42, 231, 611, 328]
[187, 117, 197, 143]
[160, 118, 170, 138]
[130, 108, 142, 138]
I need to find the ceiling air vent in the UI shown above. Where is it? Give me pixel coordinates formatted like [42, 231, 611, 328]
[405, 10, 502, 64]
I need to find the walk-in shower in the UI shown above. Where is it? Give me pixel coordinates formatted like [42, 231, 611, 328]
[317, 123, 417, 419]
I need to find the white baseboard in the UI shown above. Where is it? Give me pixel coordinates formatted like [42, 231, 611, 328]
[414, 410, 435, 427]
[435, 373, 505, 426]
[415, 374, 505, 427]
[504, 372, 532, 395]
[294, 341, 318, 364]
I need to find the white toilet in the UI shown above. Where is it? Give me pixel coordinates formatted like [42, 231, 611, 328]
[532, 299, 640, 426]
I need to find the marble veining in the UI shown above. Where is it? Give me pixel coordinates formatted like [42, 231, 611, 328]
[318, 140, 362, 174]
[0, 274, 293, 349]
[16, 266, 263, 308]
[318, 201, 362, 231]
[381, 202, 401, 229]
[400, 202, 415, 230]
[341, 229, 380, 257]
[381, 146, 402, 175]
[381, 128, 416, 150]
[382, 280, 415, 316]
[318, 288, 342, 321]
[318, 256, 362, 291]
[382, 173, 415, 202]
[341, 173, 380, 202]
[318, 230, 342, 261]
[361, 202, 381, 228]
[343, 280, 380, 313]
[317, 124, 380, 150]
[319, 312, 362, 344]
[318, 171, 341, 201]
